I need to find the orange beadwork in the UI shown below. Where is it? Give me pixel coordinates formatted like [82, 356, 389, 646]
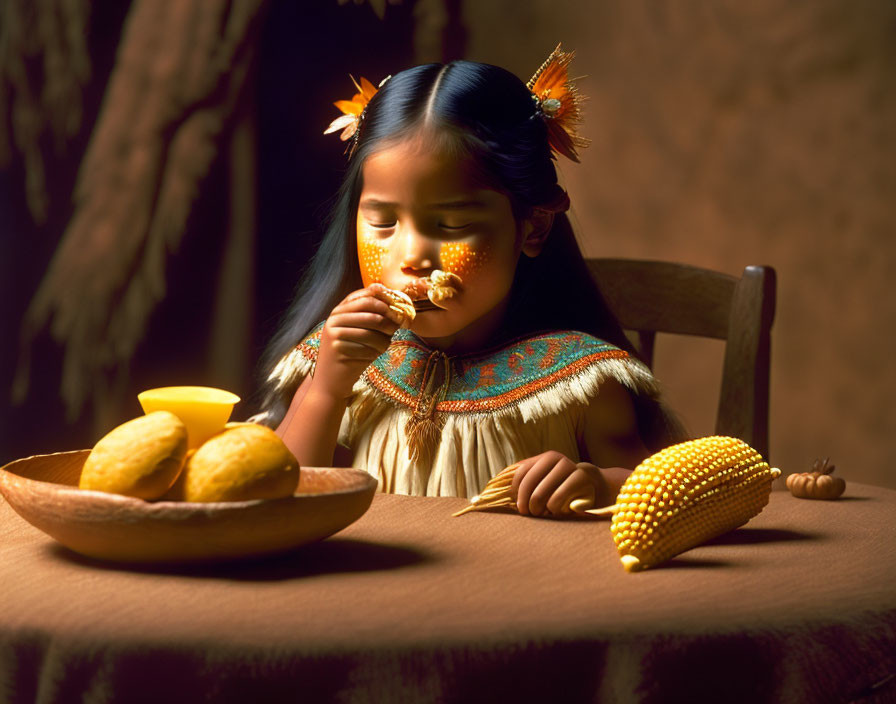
[439, 242, 489, 280]
[365, 346, 629, 413]
[290, 325, 637, 417]
[358, 233, 389, 286]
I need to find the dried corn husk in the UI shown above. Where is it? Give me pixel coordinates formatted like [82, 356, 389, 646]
[453, 463, 615, 518]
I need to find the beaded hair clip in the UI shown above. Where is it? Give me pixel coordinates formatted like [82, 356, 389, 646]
[324, 43, 589, 162]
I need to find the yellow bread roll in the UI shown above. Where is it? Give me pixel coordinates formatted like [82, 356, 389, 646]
[182, 423, 300, 502]
[79, 411, 188, 499]
[158, 422, 258, 500]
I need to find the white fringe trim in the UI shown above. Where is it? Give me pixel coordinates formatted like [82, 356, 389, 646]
[514, 356, 658, 423]
[247, 347, 315, 427]
[269, 346, 314, 392]
[342, 355, 658, 445]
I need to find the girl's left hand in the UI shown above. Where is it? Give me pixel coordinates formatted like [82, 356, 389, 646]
[510, 451, 615, 518]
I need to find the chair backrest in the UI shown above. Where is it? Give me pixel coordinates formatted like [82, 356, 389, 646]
[586, 258, 776, 460]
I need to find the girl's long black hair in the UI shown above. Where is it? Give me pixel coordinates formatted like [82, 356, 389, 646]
[255, 60, 684, 448]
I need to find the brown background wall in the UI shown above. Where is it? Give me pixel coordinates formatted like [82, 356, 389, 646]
[3, 1, 894, 490]
[457, 1, 896, 488]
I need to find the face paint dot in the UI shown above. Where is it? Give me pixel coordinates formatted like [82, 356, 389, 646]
[358, 232, 389, 287]
[439, 242, 490, 279]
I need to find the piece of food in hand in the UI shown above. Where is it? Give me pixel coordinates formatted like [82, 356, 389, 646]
[427, 269, 462, 307]
[611, 436, 781, 573]
[402, 270, 463, 310]
[402, 278, 429, 302]
[380, 287, 416, 326]
[79, 411, 188, 499]
[785, 457, 845, 500]
[182, 423, 300, 502]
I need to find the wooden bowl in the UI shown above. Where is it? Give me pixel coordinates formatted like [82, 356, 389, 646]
[0, 450, 377, 564]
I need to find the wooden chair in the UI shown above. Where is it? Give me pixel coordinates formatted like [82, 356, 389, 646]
[587, 258, 776, 460]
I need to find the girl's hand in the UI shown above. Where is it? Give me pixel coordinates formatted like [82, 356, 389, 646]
[313, 284, 404, 400]
[510, 451, 623, 518]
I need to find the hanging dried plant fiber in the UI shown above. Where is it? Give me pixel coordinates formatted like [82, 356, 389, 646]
[0, 0, 91, 222]
[12, 0, 266, 421]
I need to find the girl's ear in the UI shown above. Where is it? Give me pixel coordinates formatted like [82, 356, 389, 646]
[521, 208, 554, 258]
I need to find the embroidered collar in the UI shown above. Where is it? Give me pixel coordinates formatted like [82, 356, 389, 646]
[297, 325, 630, 413]
[365, 328, 628, 413]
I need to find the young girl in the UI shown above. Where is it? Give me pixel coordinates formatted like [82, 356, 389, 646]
[252, 46, 684, 517]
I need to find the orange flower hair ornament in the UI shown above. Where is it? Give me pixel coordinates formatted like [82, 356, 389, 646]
[325, 44, 588, 162]
[323, 75, 382, 155]
[527, 43, 590, 163]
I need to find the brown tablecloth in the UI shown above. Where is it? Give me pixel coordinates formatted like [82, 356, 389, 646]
[1, 483, 894, 704]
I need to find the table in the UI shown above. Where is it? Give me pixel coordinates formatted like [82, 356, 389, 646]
[1, 483, 894, 703]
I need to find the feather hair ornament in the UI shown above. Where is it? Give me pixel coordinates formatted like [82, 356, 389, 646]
[527, 43, 590, 163]
[324, 75, 385, 155]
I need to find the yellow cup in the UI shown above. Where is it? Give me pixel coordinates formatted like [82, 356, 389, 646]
[137, 386, 241, 449]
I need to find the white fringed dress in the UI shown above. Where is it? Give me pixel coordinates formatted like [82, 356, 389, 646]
[257, 324, 661, 498]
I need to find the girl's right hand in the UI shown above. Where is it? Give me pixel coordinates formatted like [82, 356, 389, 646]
[312, 284, 404, 400]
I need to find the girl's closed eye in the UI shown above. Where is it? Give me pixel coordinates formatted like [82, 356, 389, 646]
[359, 201, 398, 232]
[439, 222, 470, 232]
[436, 210, 485, 233]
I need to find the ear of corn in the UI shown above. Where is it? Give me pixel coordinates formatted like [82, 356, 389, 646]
[611, 436, 780, 572]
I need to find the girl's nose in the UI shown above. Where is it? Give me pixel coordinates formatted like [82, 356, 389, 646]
[398, 230, 436, 274]
[401, 258, 433, 273]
